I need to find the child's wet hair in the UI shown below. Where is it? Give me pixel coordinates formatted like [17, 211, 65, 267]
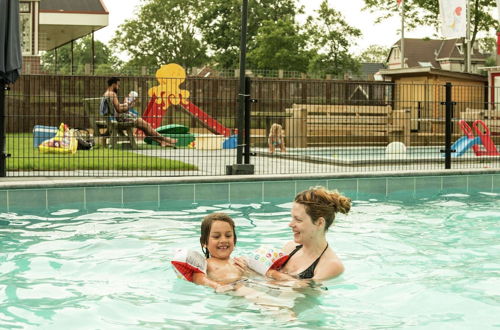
[294, 186, 351, 231]
[200, 212, 237, 258]
[269, 123, 283, 137]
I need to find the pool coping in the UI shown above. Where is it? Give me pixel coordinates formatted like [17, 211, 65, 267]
[1, 168, 499, 189]
[257, 148, 500, 165]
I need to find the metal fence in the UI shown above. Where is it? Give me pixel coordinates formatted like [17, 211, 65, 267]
[3, 74, 499, 177]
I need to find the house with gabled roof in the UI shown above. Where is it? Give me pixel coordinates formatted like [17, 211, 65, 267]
[19, 0, 109, 73]
[387, 38, 489, 74]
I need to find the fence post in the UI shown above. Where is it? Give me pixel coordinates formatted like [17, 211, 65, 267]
[227, 0, 254, 175]
[244, 76, 253, 165]
[442, 82, 454, 169]
[0, 85, 8, 177]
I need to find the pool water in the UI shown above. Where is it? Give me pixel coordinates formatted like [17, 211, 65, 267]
[286, 146, 481, 164]
[1, 193, 499, 329]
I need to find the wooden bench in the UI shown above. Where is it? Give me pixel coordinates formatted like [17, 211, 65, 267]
[285, 104, 411, 147]
[83, 98, 137, 148]
[460, 108, 500, 135]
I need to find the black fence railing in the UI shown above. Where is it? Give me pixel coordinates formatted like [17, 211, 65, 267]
[2, 74, 499, 176]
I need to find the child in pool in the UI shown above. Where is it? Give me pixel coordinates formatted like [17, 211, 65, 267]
[184, 212, 305, 319]
[192, 212, 248, 289]
[268, 123, 286, 154]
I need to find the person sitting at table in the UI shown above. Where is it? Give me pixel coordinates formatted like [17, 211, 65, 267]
[102, 77, 177, 147]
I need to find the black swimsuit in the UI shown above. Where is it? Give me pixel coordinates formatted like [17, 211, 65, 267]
[279, 244, 329, 279]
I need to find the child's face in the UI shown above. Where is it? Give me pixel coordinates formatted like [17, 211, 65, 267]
[206, 220, 235, 260]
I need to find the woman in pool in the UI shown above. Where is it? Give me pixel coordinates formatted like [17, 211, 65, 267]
[266, 186, 351, 281]
[192, 212, 247, 289]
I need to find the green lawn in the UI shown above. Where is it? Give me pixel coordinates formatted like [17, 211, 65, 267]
[6, 134, 198, 171]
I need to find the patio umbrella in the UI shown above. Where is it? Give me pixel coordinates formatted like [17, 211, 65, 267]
[0, 0, 22, 176]
[0, 0, 22, 84]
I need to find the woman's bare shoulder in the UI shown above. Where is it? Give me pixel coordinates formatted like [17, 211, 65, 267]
[282, 241, 298, 254]
[314, 251, 344, 280]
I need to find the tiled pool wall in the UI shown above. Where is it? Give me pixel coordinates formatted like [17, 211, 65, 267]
[1, 173, 499, 213]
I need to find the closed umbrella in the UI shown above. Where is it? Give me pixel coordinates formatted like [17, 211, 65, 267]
[0, 0, 22, 84]
[0, 0, 22, 176]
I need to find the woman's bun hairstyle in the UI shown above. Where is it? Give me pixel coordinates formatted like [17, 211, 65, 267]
[294, 186, 351, 230]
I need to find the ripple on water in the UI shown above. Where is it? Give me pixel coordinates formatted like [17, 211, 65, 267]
[0, 195, 498, 329]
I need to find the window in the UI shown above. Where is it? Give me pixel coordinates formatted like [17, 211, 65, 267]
[418, 62, 433, 68]
[19, 2, 30, 12]
[393, 47, 400, 60]
[19, 2, 32, 55]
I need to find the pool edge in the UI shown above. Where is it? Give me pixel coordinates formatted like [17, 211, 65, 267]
[1, 168, 499, 189]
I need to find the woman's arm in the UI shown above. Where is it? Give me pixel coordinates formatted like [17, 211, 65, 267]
[265, 268, 296, 281]
[192, 272, 222, 289]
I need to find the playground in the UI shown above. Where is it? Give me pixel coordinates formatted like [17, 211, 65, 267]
[2, 63, 500, 176]
[450, 120, 499, 157]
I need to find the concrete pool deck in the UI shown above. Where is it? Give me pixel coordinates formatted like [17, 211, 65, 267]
[1, 166, 500, 189]
[5, 147, 500, 178]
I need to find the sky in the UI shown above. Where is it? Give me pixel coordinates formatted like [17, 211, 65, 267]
[95, 0, 437, 59]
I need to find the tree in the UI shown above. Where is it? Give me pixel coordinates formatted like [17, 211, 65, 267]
[196, 0, 300, 69]
[247, 19, 310, 72]
[358, 45, 390, 63]
[363, 0, 499, 48]
[41, 36, 120, 74]
[110, 0, 208, 70]
[306, 0, 362, 78]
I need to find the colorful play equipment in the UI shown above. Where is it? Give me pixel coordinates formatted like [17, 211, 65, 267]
[451, 120, 500, 157]
[141, 64, 232, 137]
[38, 123, 78, 154]
[144, 124, 195, 147]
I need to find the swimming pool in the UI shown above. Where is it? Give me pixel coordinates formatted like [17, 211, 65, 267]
[1, 174, 499, 328]
[283, 146, 499, 165]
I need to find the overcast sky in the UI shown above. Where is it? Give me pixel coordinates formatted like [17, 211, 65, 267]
[95, 0, 437, 59]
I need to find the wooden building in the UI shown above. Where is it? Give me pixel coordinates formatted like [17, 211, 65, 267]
[380, 67, 487, 135]
[19, 0, 108, 73]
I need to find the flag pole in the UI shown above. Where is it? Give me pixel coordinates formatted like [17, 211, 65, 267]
[401, 0, 405, 68]
[465, 0, 471, 73]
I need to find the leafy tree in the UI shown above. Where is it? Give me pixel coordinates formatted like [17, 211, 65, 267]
[477, 36, 496, 54]
[110, 0, 208, 70]
[196, 0, 300, 69]
[306, 0, 362, 78]
[247, 19, 310, 72]
[41, 36, 120, 74]
[357, 44, 390, 63]
[363, 0, 499, 48]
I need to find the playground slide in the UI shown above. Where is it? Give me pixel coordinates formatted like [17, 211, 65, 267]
[141, 95, 232, 137]
[450, 136, 481, 157]
[456, 120, 500, 157]
[179, 101, 232, 137]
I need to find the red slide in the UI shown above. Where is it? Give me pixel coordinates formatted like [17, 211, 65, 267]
[473, 120, 500, 156]
[140, 93, 232, 137]
[178, 101, 232, 137]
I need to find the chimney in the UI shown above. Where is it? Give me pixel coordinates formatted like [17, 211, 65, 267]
[497, 32, 500, 66]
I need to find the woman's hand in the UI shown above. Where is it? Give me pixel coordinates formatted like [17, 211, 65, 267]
[265, 269, 297, 281]
[215, 283, 236, 293]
